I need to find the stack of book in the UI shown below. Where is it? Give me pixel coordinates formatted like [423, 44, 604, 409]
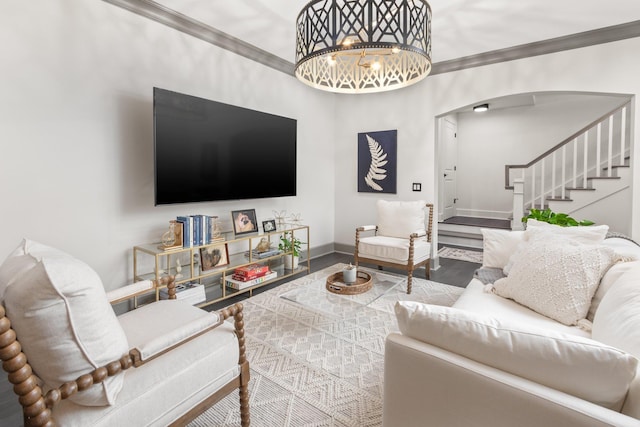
[176, 215, 224, 247]
[244, 248, 282, 259]
[159, 283, 206, 305]
[226, 264, 277, 290]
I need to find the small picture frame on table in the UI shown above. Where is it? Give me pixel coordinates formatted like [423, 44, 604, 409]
[262, 219, 277, 233]
[231, 209, 258, 235]
[199, 244, 229, 272]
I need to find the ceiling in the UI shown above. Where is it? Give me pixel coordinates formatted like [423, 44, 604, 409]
[151, 0, 640, 64]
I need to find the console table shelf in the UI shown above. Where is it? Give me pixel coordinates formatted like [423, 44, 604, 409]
[133, 224, 309, 308]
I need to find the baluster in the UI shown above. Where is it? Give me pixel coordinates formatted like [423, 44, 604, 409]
[540, 158, 545, 209]
[551, 152, 556, 200]
[572, 138, 578, 188]
[561, 145, 566, 199]
[608, 115, 613, 177]
[620, 106, 627, 166]
[596, 122, 602, 178]
[583, 133, 588, 188]
[531, 165, 536, 210]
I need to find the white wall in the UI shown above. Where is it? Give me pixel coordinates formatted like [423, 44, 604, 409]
[455, 94, 627, 218]
[0, 1, 336, 290]
[334, 37, 640, 247]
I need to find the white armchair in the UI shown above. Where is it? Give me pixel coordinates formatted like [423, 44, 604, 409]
[354, 200, 434, 294]
[0, 239, 249, 426]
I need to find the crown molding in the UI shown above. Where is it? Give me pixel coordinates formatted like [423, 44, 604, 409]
[103, 0, 639, 78]
[431, 20, 640, 75]
[102, 0, 294, 75]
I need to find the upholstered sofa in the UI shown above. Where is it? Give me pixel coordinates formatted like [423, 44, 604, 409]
[383, 223, 640, 427]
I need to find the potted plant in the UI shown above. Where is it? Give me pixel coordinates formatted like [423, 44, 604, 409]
[522, 208, 594, 227]
[279, 231, 303, 270]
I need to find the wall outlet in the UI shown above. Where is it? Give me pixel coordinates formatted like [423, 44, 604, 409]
[412, 183, 422, 191]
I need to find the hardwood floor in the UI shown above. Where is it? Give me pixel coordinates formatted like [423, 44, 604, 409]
[0, 250, 479, 425]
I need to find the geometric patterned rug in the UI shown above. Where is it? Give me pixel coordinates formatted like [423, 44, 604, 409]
[438, 246, 483, 264]
[189, 263, 464, 426]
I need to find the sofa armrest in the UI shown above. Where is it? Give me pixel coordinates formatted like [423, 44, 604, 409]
[383, 333, 639, 427]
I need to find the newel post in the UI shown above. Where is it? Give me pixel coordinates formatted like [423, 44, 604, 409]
[512, 178, 525, 231]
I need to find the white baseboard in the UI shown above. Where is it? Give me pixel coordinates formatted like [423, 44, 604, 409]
[454, 208, 511, 220]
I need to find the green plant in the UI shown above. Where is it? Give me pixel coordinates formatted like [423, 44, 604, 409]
[278, 232, 304, 257]
[522, 208, 594, 227]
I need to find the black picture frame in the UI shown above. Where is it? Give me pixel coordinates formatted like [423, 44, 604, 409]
[357, 129, 397, 193]
[262, 219, 277, 233]
[231, 209, 259, 235]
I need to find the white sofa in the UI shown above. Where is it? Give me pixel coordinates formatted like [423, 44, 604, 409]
[383, 227, 640, 427]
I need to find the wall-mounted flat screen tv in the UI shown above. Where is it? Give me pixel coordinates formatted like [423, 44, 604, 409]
[153, 87, 297, 205]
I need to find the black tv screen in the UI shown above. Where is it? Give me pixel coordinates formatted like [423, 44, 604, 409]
[153, 88, 297, 205]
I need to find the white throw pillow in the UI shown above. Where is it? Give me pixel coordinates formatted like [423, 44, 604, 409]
[493, 237, 620, 326]
[480, 228, 524, 269]
[593, 262, 640, 358]
[3, 242, 129, 406]
[377, 200, 426, 238]
[395, 301, 637, 410]
[588, 261, 638, 321]
[524, 222, 609, 243]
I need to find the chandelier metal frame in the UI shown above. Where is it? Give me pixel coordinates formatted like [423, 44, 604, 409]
[295, 0, 432, 94]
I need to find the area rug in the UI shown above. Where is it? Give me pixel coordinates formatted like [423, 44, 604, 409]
[438, 246, 483, 264]
[189, 263, 464, 427]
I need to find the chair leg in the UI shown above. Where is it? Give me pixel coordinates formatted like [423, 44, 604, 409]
[239, 381, 250, 427]
[378, 265, 383, 271]
[425, 259, 430, 280]
[407, 270, 413, 294]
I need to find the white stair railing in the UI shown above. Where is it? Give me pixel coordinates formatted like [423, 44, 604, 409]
[507, 101, 631, 218]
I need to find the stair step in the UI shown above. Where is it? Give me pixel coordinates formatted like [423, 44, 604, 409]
[587, 176, 620, 180]
[565, 187, 595, 191]
[546, 197, 572, 202]
[603, 164, 630, 171]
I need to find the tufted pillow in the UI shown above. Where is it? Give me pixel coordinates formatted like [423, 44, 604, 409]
[395, 301, 637, 410]
[2, 240, 129, 406]
[493, 236, 621, 326]
[377, 200, 426, 238]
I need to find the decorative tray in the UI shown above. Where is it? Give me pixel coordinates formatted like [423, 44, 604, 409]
[325, 271, 373, 295]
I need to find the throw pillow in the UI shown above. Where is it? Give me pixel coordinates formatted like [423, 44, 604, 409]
[3, 242, 129, 407]
[395, 301, 637, 410]
[593, 262, 640, 359]
[480, 228, 524, 269]
[493, 237, 620, 326]
[588, 261, 638, 321]
[524, 221, 609, 243]
[377, 200, 426, 238]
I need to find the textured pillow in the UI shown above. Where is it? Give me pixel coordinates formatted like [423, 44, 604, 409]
[481, 228, 524, 269]
[377, 200, 425, 238]
[395, 301, 637, 410]
[493, 237, 621, 326]
[3, 243, 129, 406]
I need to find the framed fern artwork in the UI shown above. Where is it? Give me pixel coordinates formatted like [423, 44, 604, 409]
[357, 130, 397, 193]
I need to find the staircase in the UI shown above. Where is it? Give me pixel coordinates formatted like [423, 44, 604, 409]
[507, 101, 632, 229]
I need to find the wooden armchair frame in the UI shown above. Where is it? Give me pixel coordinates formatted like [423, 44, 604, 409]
[0, 277, 250, 427]
[354, 203, 434, 294]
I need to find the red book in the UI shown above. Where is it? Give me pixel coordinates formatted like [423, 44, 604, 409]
[232, 270, 270, 282]
[235, 264, 269, 278]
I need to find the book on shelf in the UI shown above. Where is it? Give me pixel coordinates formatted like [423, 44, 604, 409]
[159, 282, 206, 305]
[176, 216, 194, 247]
[244, 248, 282, 259]
[225, 271, 277, 290]
[234, 264, 270, 279]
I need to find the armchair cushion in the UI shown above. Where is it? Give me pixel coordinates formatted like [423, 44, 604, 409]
[2, 240, 129, 406]
[120, 300, 221, 362]
[395, 301, 638, 411]
[358, 236, 431, 264]
[377, 200, 425, 238]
